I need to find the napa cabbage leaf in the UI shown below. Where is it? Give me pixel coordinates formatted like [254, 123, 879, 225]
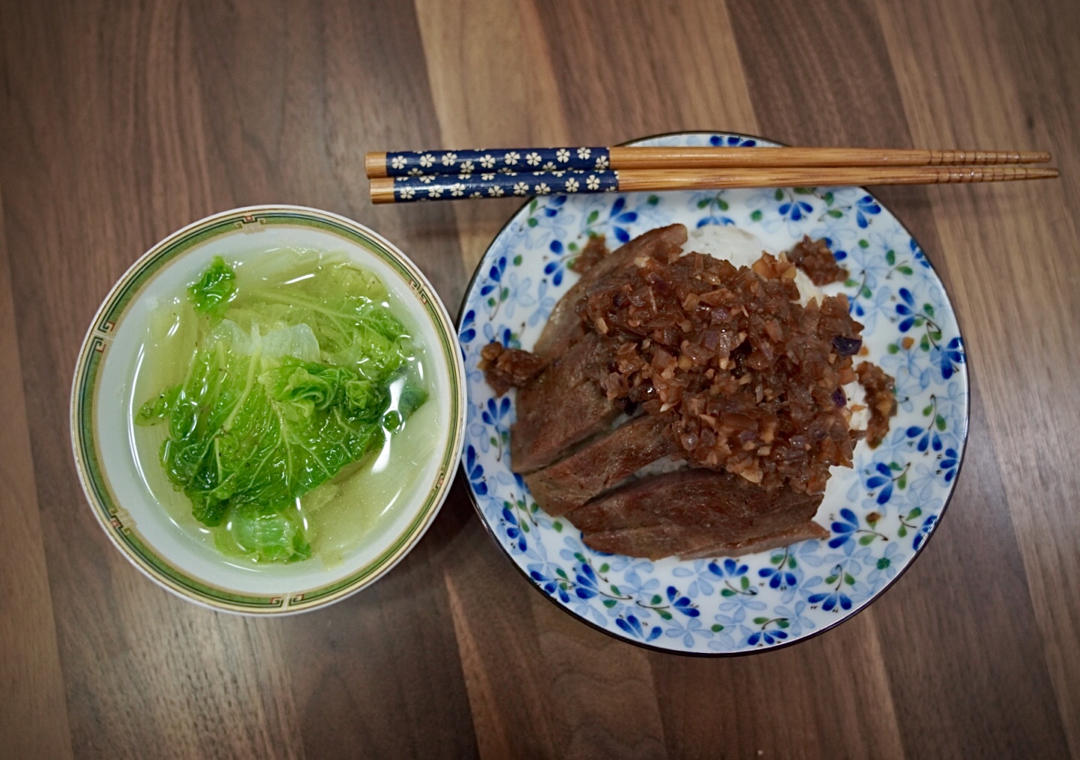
[136, 255, 423, 563]
[187, 256, 237, 317]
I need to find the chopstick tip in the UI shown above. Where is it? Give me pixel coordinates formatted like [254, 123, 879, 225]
[365, 152, 388, 179]
[369, 177, 396, 203]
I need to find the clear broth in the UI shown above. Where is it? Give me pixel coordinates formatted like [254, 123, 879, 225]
[127, 248, 439, 569]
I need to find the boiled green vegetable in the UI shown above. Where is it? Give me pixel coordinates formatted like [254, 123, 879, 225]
[136, 253, 423, 563]
[187, 256, 237, 317]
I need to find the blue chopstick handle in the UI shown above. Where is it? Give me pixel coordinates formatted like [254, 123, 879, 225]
[383, 147, 611, 177]
[391, 169, 619, 202]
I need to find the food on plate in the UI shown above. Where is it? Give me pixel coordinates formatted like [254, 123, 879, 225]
[480, 342, 545, 396]
[567, 469, 826, 560]
[784, 235, 849, 286]
[481, 224, 896, 559]
[855, 360, 897, 451]
[132, 250, 429, 564]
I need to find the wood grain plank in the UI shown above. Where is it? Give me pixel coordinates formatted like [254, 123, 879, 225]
[876, 0, 1080, 752]
[60, 612, 306, 759]
[0, 2, 310, 756]
[539, 3, 905, 755]
[179, 0, 469, 307]
[280, 542, 477, 759]
[536, 0, 758, 143]
[845, 418, 1072, 758]
[416, 4, 670, 756]
[440, 482, 668, 760]
[651, 612, 903, 759]
[443, 570, 519, 759]
[440, 488, 567, 759]
[413, 6, 591, 752]
[173, 2, 478, 756]
[533, 605, 667, 760]
[414, 0, 573, 280]
[0, 188, 74, 759]
[730, 1, 1071, 756]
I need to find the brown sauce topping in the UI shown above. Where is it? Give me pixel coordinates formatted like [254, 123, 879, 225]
[787, 236, 848, 286]
[569, 235, 610, 275]
[480, 342, 547, 396]
[580, 249, 872, 495]
[481, 232, 896, 503]
[856, 361, 897, 448]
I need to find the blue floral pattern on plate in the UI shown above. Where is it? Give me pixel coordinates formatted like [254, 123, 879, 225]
[458, 132, 969, 654]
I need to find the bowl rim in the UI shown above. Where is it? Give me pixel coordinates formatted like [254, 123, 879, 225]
[69, 204, 466, 615]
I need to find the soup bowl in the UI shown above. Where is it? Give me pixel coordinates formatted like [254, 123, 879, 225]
[70, 205, 466, 614]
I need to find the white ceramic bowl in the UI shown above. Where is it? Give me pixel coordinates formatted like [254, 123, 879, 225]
[70, 206, 466, 614]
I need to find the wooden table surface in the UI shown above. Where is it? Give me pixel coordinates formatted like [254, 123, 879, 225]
[3, 1, 1078, 757]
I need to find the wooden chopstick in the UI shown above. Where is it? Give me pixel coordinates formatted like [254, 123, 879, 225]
[369, 165, 1059, 204]
[364, 146, 1051, 179]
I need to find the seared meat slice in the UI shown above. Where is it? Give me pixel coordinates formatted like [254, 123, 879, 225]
[524, 414, 678, 516]
[532, 224, 688, 359]
[510, 225, 688, 474]
[567, 468, 825, 559]
[582, 521, 828, 560]
[510, 332, 620, 473]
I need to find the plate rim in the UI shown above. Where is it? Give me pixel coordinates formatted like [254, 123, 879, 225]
[456, 130, 971, 655]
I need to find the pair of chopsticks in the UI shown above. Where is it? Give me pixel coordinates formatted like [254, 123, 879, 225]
[364, 146, 1057, 204]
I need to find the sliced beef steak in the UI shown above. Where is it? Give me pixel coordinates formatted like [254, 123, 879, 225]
[566, 468, 825, 559]
[523, 414, 678, 516]
[488, 224, 879, 560]
[678, 521, 828, 559]
[531, 223, 688, 359]
[510, 332, 620, 473]
[582, 521, 828, 560]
